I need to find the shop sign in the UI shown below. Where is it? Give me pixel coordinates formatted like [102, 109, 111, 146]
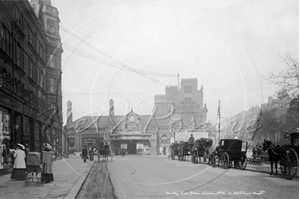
[0, 92, 12, 109]
[119, 131, 142, 134]
[112, 135, 151, 140]
[81, 130, 100, 134]
[0, 91, 36, 118]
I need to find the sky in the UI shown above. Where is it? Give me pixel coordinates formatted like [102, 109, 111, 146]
[50, 0, 299, 125]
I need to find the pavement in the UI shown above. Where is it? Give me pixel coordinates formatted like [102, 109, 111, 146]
[0, 155, 94, 199]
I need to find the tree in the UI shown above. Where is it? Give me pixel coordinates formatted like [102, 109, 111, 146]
[257, 108, 280, 140]
[268, 55, 299, 132]
[269, 55, 299, 98]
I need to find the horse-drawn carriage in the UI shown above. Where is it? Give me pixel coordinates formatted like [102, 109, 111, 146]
[263, 131, 298, 180]
[98, 145, 113, 162]
[178, 141, 194, 161]
[191, 138, 213, 164]
[210, 139, 248, 169]
[170, 142, 180, 160]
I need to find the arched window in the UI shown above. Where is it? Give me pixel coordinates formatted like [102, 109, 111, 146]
[161, 136, 168, 144]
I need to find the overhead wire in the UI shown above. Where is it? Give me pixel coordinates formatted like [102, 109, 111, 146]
[60, 25, 178, 78]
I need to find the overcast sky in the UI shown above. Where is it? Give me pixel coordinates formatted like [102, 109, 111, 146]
[51, 0, 299, 125]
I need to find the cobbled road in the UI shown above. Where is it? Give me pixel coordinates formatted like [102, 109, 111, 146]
[107, 155, 299, 199]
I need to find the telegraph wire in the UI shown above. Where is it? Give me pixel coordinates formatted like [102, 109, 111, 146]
[60, 25, 177, 78]
[60, 26, 170, 87]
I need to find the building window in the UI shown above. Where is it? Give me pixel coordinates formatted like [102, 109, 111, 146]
[16, 44, 21, 66]
[49, 55, 56, 68]
[185, 97, 192, 101]
[50, 77, 56, 93]
[161, 136, 168, 144]
[29, 58, 33, 78]
[33, 61, 37, 81]
[15, 7, 20, 26]
[0, 25, 4, 50]
[36, 39, 40, 55]
[29, 29, 33, 44]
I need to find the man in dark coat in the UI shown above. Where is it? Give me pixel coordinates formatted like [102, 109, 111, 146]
[82, 146, 88, 163]
[188, 134, 195, 143]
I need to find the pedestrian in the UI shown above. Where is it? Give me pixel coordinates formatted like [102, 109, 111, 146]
[89, 148, 94, 161]
[252, 146, 257, 158]
[25, 144, 29, 163]
[188, 134, 195, 143]
[163, 146, 166, 155]
[82, 146, 88, 163]
[257, 145, 262, 155]
[10, 143, 26, 181]
[121, 147, 125, 157]
[41, 143, 54, 183]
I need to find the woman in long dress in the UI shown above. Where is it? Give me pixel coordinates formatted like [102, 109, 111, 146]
[42, 143, 54, 183]
[10, 144, 26, 181]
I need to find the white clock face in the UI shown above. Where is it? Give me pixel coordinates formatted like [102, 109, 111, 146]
[48, 25, 55, 34]
[129, 116, 135, 121]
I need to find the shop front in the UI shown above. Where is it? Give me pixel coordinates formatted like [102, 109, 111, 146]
[0, 108, 12, 171]
[0, 91, 62, 175]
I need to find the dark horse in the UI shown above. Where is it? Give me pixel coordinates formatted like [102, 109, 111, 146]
[262, 139, 285, 175]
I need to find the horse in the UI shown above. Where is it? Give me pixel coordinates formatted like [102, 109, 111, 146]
[262, 139, 285, 175]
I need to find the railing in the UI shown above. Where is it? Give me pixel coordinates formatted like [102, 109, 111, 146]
[0, 70, 49, 111]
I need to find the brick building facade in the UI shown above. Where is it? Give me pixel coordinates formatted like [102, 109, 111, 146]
[0, 0, 63, 173]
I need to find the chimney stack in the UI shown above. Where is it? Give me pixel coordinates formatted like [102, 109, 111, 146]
[67, 101, 73, 124]
[109, 99, 114, 117]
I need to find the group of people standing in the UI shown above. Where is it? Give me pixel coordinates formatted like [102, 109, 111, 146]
[10, 143, 54, 184]
[81, 146, 95, 162]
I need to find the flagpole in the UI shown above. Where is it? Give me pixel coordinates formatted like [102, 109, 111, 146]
[218, 100, 221, 142]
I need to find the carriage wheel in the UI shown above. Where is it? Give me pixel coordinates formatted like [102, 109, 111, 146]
[282, 148, 298, 180]
[239, 154, 247, 170]
[221, 152, 230, 169]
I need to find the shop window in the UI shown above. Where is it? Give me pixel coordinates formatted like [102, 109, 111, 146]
[23, 117, 30, 149]
[0, 109, 12, 169]
[34, 122, 40, 151]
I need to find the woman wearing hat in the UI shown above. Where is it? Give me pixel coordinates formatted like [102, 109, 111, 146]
[41, 143, 54, 183]
[10, 143, 26, 181]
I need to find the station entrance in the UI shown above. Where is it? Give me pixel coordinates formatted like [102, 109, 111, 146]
[111, 139, 151, 155]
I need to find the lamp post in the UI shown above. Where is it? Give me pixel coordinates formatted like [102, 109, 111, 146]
[217, 100, 221, 142]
